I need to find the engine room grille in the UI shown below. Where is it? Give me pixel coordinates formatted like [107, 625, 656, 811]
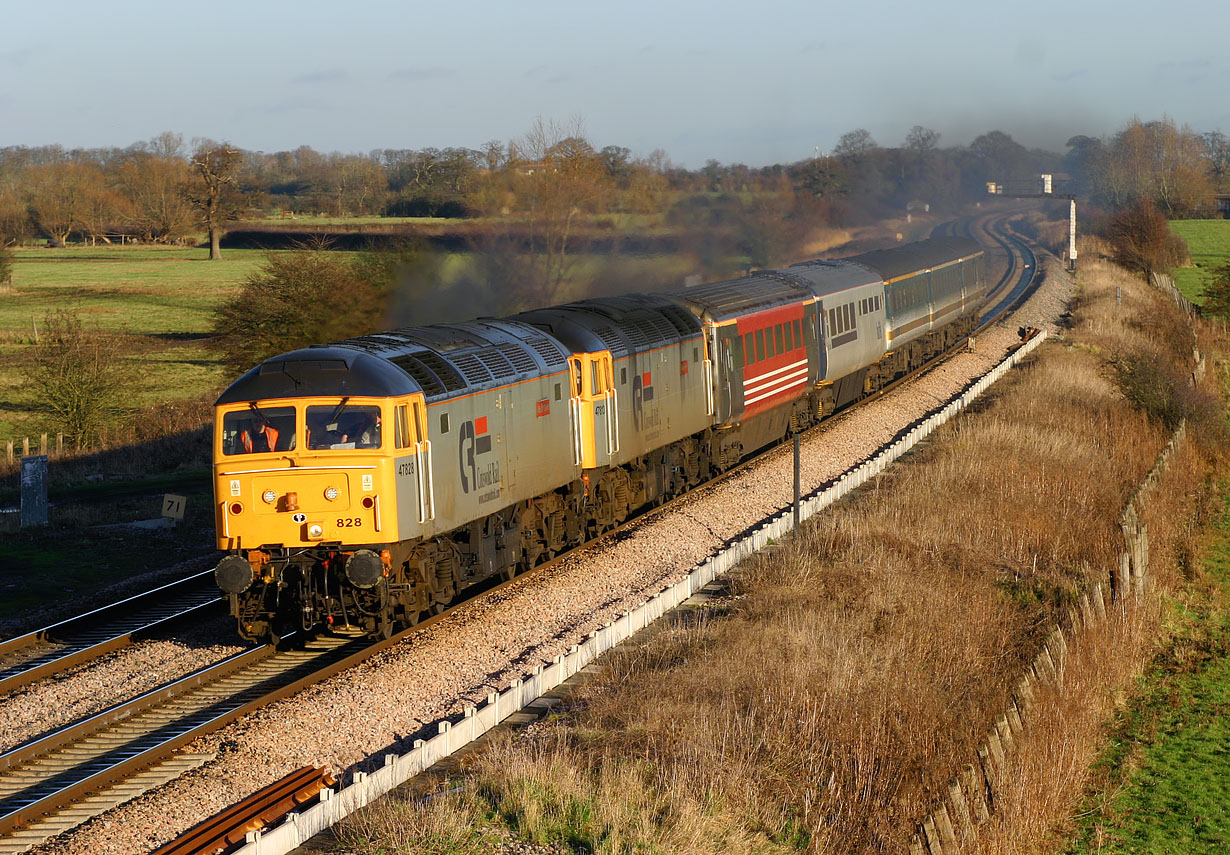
[526, 336, 567, 367]
[497, 343, 539, 374]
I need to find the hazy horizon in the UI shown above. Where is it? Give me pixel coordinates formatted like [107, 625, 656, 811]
[2, 0, 1227, 168]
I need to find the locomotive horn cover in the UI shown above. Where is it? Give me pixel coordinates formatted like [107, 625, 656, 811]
[345, 549, 384, 589]
[215, 555, 255, 594]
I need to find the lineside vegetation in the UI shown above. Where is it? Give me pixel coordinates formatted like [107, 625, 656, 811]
[333, 247, 1227, 854]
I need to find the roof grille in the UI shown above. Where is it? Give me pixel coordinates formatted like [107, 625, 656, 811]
[412, 350, 467, 392]
[477, 350, 516, 380]
[497, 342, 539, 373]
[451, 352, 493, 385]
[390, 354, 446, 397]
[526, 336, 567, 366]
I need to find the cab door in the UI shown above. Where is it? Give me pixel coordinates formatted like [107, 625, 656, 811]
[394, 395, 435, 528]
[568, 351, 618, 469]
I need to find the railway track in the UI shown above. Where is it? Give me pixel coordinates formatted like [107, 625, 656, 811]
[0, 571, 223, 697]
[0, 215, 1046, 852]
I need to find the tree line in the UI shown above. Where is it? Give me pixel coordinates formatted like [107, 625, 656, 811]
[3, 118, 1226, 255]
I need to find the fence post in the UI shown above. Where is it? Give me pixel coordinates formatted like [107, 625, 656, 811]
[5, 441, 11, 463]
[56, 433, 63, 456]
[22, 437, 29, 457]
[39, 433, 47, 456]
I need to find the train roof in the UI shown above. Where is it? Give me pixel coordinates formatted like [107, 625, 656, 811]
[667, 272, 815, 323]
[514, 294, 700, 358]
[842, 237, 983, 281]
[215, 347, 421, 405]
[779, 259, 883, 298]
[215, 319, 571, 406]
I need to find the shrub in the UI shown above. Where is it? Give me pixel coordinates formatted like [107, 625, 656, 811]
[21, 310, 143, 449]
[1199, 262, 1230, 319]
[0, 241, 12, 285]
[1106, 201, 1190, 277]
[210, 242, 413, 374]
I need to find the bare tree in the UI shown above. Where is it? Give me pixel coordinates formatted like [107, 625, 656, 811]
[22, 310, 142, 448]
[1102, 118, 1211, 216]
[905, 126, 941, 154]
[833, 128, 878, 159]
[188, 141, 243, 259]
[115, 133, 195, 242]
[471, 118, 614, 308]
[22, 161, 106, 245]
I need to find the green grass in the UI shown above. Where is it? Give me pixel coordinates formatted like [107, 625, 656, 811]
[1169, 220, 1230, 303]
[1067, 489, 1230, 853]
[0, 245, 265, 436]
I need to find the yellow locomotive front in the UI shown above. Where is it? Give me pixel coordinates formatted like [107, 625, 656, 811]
[211, 348, 433, 642]
[214, 398, 395, 551]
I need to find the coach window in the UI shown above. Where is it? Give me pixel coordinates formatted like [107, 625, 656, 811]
[774, 324, 784, 355]
[743, 333, 753, 365]
[794, 319, 802, 347]
[755, 329, 765, 362]
[783, 321, 793, 352]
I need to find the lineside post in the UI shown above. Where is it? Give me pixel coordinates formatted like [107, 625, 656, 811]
[793, 433, 801, 529]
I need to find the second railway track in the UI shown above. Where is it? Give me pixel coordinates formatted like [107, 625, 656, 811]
[0, 571, 223, 697]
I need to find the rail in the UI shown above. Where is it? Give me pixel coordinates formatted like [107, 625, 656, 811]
[151, 766, 336, 855]
[0, 570, 222, 695]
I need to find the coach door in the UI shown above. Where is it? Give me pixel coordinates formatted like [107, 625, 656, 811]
[568, 351, 619, 470]
[395, 395, 434, 525]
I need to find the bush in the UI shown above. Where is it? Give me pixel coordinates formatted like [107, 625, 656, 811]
[211, 240, 442, 375]
[1198, 262, 1230, 319]
[22, 311, 143, 449]
[1106, 201, 1190, 277]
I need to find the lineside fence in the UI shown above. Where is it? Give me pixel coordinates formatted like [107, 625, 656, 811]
[907, 416, 1188, 855]
[906, 275, 1205, 853]
[225, 332, 1051, 855]
[4, 434, 64, 465]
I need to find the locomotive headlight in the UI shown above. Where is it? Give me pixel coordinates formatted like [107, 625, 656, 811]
[262, 489, 277, 504]
[323, 486, 339, 501]
[307, 523, 324, 539]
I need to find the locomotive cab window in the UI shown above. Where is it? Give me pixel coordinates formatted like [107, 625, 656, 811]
[222, 406, 296, 455]
[394, 405, 412, 449]
[306, 404, 382, 450]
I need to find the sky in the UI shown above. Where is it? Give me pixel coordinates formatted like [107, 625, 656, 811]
[2, 0, 1228, 168]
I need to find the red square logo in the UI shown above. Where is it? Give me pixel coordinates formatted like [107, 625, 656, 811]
[474, 416, 488, 435]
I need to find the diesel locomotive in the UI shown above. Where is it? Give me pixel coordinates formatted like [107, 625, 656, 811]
[212, 237, 985, 643]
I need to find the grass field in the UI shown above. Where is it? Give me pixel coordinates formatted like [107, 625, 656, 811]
[1169, 219, 1230, 302]
[0, 245, 265, 436]
[1066, 489, 1230, 853]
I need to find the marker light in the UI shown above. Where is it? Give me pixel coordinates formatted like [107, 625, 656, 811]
[324, 486, 339, 501]
[262, 489, 277, 504]
[229, 502, 244, 515]
[307, 523, 324, 539]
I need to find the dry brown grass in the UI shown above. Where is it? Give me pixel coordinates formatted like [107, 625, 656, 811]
[335, 256, 1224, 854]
